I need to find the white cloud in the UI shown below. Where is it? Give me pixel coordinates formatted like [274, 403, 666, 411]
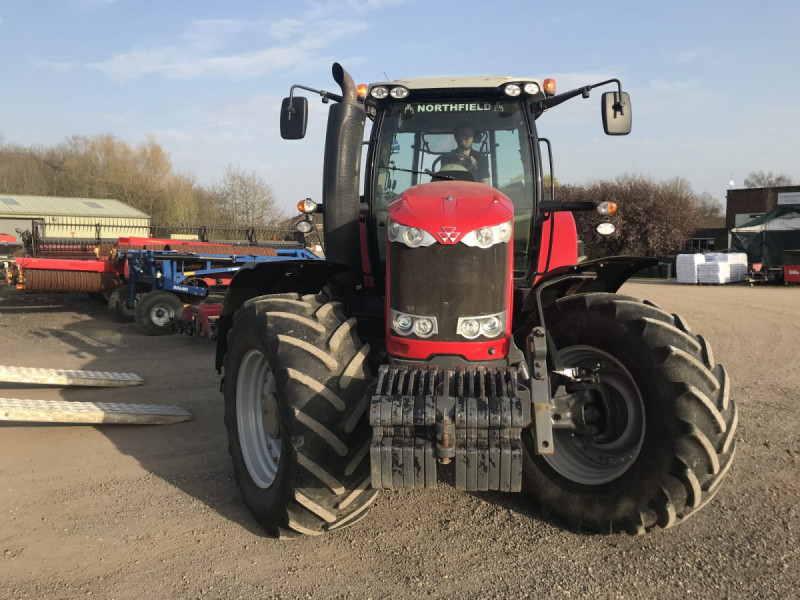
[32, 58, 77, 72]
[101, 112, 136, 124]
[88, 18, 369, 81]
[268, 18, 305, 41]
[346, 0, 407, 11]
[304, 0, 406, 19]
[666, 47, 707, 63]
[69, 0, 117, 9]
[636, 78, 717, 118]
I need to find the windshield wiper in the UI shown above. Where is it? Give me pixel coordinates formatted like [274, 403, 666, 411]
[378, 163, 453, 181]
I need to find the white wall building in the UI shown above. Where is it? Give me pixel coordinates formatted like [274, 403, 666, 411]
[0, 195, 151, 242]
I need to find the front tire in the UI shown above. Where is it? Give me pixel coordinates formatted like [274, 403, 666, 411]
[223, 293, 377, 537]
[522, 292, 737, 534]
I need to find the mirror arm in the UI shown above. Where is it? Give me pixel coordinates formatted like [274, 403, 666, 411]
[537, 78, 625, 113]
[538, 201, 600, 213]
[287, 84, 344, 119]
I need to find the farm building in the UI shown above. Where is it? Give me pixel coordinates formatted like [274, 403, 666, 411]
[0, 195, 150, 242]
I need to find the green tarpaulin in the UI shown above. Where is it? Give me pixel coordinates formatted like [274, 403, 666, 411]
[730, 205, 800, 267]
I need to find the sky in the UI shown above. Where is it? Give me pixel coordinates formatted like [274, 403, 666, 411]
[1, 0, 799, 214]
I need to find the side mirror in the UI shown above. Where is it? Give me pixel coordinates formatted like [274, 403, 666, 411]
[280, 96, 308, 140]
[601, 91, 631, 135]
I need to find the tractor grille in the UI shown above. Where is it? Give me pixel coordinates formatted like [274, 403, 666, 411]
[389, 241, 508, 342]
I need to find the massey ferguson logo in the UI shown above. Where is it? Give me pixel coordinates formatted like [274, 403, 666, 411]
[439, 227, 460, 243]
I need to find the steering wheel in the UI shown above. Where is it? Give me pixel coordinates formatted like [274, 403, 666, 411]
[431, 152, 476, 173]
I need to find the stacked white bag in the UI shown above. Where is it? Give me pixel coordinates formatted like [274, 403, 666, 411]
[676, 253, 705, 284]
[696, 253, 749, 284]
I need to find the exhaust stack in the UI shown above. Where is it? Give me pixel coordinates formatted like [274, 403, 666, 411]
[322, 63, 365, 276]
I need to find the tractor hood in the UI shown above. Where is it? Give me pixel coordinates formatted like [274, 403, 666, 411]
[387, 181, 514, 245]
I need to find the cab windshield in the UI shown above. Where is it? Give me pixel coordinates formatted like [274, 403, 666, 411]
[371, 99, 535, 271]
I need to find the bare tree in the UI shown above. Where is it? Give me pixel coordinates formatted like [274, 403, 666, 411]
[694, 191, 724, 218]
[1, 133, 290, 233]
[744, 170, 793, 188]
[209, 165, 286, 229]
[564, 175, 701, 258]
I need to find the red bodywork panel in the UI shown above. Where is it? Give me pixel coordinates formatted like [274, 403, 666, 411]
[533, 212, 578, 284]
[180, 304, 222, 338]
[118, 236, 230, 248]
[385, 181, 515, 361]
[15, 257, 120, 274]
[389, 181, 513, 243]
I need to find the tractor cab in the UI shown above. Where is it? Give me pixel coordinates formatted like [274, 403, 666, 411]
[364, 81, 540, 273]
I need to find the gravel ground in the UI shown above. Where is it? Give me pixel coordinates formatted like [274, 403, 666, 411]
[0, 280, 798, 599]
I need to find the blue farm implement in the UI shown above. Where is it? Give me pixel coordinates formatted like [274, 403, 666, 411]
[117, 248, 320, 335]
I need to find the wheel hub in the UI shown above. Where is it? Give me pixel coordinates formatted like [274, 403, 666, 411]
[150, 305, 173, 326]
[544, 345, 645, 485]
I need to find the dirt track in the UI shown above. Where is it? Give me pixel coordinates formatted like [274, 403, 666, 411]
[0, 281, 798, 599]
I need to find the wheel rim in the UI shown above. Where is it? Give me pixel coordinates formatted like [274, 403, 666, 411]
[544, 345, 645, 485]
[149, 303, 175, 326]
[236, 349, 281, 489]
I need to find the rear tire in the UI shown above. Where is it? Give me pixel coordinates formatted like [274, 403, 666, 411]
[135, 290, 184, 336]
[223, 292, 377, 537]
[521, 292, 737, 534]
[108, 284, 142, 322]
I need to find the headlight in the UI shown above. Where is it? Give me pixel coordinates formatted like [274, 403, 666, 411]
[389, 86, 410, 99]
[503, 83, 521, 97]
[370, 86, 389, 99]
[413, 318, 434, 336]
[296, 219, 313, 233]
[390, 309, 438, 338]
[523, 82, 541, 95]
[456, 311, 507, 339]
[395, 313, 413, 332]
[403, 227, 425, 247]
[596, 221, 616, 236]
[460, 319, 480, 338]
[460, 219, 513, 248]
[482, 316, 501, 333]
[387, 219, 437, 248]
[475, 227, 493, 246]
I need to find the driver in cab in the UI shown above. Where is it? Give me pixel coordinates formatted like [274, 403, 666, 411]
[442, 120, 490, 184]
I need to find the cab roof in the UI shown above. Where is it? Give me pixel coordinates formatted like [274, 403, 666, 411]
[370, 76, 541, 91]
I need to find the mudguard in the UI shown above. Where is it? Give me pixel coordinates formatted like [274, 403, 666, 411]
[518, 256, 658, 324]
[215, 259, 354, 372]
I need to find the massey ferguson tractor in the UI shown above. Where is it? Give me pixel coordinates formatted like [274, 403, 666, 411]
[215, 63, 737, 538]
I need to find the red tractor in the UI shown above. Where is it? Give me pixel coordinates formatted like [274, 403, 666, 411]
[216, 64, 736, 537]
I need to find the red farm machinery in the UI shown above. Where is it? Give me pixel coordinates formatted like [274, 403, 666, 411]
[215, 63, 737, 537]
[7, 233, 317, 336]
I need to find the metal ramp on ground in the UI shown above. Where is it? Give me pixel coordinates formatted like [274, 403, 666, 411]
[0, 365, 190, 425]
[0, 366, 144, 387]
[0, 398, 191, 425]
